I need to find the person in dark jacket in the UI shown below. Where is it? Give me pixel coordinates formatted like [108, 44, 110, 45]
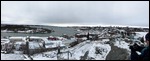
[130, 33, 149, 60]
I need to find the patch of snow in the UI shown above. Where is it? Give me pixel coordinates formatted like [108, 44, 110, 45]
[88, 42, 111, 60]
[1, 30, 14, 32]
[114, 40, 130, 51]
[1, 53, 25, 60]
[32, 51, 58, 60]
[134, 32, 148, 40]
[57, 37, 67, 40]
[14, 51, 24, 54]
[81, 37, 87, 40]
[61, 41, 111, 60]
[1, 39, 10, 44]
[45, 40, 66, 48]
[102, 39, 110, 42]
[135, 32, 147, 37]
[29, 42, 41, 49]
[18, 31, 26, 33]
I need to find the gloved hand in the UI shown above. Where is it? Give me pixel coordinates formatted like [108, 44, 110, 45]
[129, 46, 136, 52]
[129, 43, 144, 52]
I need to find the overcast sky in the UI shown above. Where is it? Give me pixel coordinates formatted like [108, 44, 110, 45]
[1, 1, 149, 27]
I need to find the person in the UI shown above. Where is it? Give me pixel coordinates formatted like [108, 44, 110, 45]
[130, 33, 149, 60]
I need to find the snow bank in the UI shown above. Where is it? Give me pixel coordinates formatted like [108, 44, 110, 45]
[88, 42, 111, 60]
[45, 40, 66, 48]
[32, 51, 58, 60]
[102, 39, 110, 42]
[70, 42, 92, 60]
[1, 30, 14, 32]
[1, 53, 25, 60]
[135, 32, 147, 37]
[29, 42, 42, 49]
[134, 32, 148, 40]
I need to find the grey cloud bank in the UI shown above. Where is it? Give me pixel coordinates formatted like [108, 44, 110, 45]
[1, 1, 149, 27]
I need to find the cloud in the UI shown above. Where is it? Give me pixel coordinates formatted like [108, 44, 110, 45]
[1, 1, 149, 27]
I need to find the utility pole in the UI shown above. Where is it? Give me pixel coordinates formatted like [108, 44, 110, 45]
[26, 36, 33, 60]
[42, 41, 45, 52]
[87, 31, 90, 40]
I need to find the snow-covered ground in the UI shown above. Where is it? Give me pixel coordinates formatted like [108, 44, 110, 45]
[115, 32, 147, 48]
[134, 32, 148, 40]
[1, 30, 14, 33]
[1, 36, 111, 60]
[1, 31, 148, 60]
[114, 40, 130, 51]
[88, 42, 111, 60]
[113, 32, 148, 54]
[135, 32, 147, 37]
[62, 38, 76, 47]
[1, 53, 25, 60]
[31, 51, 58, 60]
[30, 40, 111, 60]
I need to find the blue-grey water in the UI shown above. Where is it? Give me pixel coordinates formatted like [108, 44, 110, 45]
[1, 26, 79, 37]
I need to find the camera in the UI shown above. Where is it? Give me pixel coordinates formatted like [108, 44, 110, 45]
[129, 41, 145, 52]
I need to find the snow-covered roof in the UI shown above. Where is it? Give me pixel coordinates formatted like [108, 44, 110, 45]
[135, 32, 147, 37]
[45, 41, 66, 48]
[1, 39, 10, 44]
[1, 39, 10, 41]
[9, 37, 26, 39]
[29, 36, 44, 39]
[9, 37, 26, 42]
[118, 30, 126, 32]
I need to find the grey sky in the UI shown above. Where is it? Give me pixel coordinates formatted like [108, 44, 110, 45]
[1, 1, 149, 27]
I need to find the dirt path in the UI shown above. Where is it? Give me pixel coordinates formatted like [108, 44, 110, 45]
[106, 41, 130, 60]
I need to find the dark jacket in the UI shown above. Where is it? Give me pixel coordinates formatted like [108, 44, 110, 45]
[140, 46, 149, 60]
[130, 45, 149, 60]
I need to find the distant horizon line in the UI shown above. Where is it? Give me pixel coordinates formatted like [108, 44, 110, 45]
[1, 23, 149, 28]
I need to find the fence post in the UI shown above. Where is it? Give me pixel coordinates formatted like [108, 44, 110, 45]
[26, 40, 29, 56]
[68, 51, 69, 60]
